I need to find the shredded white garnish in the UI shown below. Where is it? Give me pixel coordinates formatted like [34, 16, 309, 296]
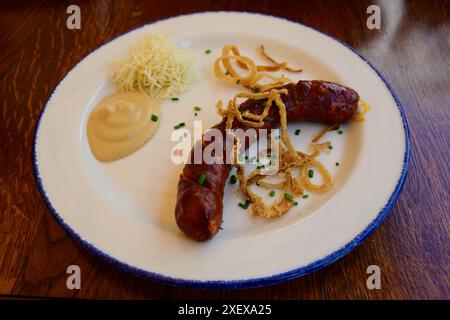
[112, 34, 196, 102]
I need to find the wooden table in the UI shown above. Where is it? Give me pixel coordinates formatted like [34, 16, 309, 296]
[1, 0, 449, 300]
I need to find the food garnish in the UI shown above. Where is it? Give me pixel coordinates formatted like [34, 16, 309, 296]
[213, 44, 336, 219]
[112, 34, 195, 103]
[198, 174, 206, 185]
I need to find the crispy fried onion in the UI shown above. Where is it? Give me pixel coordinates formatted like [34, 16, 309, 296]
[214, 44, 301, 92]
[214, 45, 334, 219]
[260, 45, 303, 72]
[308, 124, 339, 154]
[219, 89, 332, 219]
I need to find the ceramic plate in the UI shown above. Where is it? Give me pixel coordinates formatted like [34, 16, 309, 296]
[33, 12, 410, 288]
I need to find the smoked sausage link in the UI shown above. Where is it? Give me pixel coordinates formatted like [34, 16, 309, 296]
[175, 80, 360, 241]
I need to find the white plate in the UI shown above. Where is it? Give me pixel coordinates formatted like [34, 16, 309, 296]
[33, 12, 410, 288]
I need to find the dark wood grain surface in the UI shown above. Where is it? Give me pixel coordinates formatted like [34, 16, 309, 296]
[0, 0, 449, 300]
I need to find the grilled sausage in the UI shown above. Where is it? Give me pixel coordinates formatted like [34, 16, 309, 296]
[175, 80, 359, 241]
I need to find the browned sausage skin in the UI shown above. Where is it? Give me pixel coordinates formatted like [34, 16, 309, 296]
[175, 80, 360, 241]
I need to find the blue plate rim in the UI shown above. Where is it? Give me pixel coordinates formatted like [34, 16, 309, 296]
[32, 11, 411, 290]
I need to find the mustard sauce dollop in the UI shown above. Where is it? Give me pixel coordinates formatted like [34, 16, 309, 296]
[87, 91, 160, 161]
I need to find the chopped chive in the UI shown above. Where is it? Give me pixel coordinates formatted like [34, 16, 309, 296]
[295, 129, 301, 136]
[284, 193, 293, 201]
[336, 162, 340, 166]
[238, 200, 251, 209]
[194, 113, 198, 116]
[151, 114, 158, 122]
[262, 100, 267, 107]
[198, 174, 206, 185]
[256, 165, 265, 169]
[205, 49, 211, 54]
[269, 190, 276, 197]
[328, 145, 333, 150]
[264, 117, 274, 122]
[294, 201, 298, 206]
[308, 169, 314, 178]
[225, 71, 230, 75]
[338, 129, 344, 135]
[230, 175, 237, 185]
[302, 194, 309, 199]
[171, 97, 179, 101]
[236, 79, 241, 84]
[253, 87, 260, 93]
[174, 122, 185, 129]
[194, 106, 202, 112]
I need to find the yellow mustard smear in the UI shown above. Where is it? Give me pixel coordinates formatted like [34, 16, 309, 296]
[87, 91, 160, 162]
[353, 99, 371, 122]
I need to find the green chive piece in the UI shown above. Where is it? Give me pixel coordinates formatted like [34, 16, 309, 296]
[198, 174, 206, 185]
[151, 114, 158, 122]
[336, 162, 340, 166]
[230, 175, 237, 185]
[256, 165, 265, 169]
[294, 201, 298, 206]
[308, 169, 314, 178]
[254, 87, 260, 93]
[328, 145, 333, 150]
[269, 191, 275, 197]
[262, 100, 267, 107]
[174, 122, 185, 130]
[269, 158, 275, 166]
[236, 79, 241, 84]
[194, 113, 198, 116]
[295, 129, 301, 136]
[225, 71, 230, 75]
[338, 129, 344, 135]
[302, 194, 309, 199]
[205, 49, 211, 54]
[284, 193, 293, 201]
[264, 117, 273, 122]
[238, 200, 250, 209]
[194, 106, 202, 112]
